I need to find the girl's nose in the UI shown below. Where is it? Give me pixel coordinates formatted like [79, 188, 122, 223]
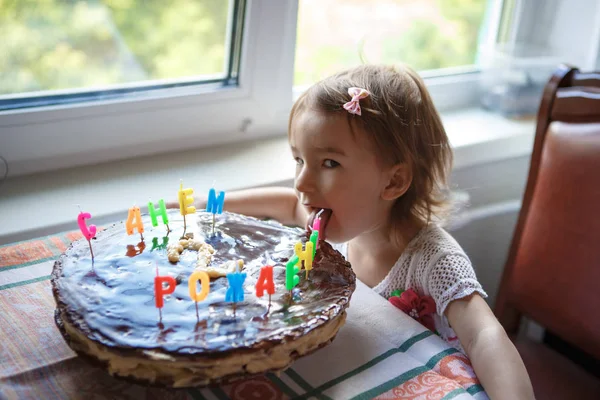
[295, 166, 316, 194]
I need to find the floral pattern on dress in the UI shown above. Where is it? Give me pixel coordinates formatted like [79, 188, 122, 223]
[388, 288, 437, 332]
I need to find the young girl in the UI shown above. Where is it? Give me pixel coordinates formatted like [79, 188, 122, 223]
[181, 64, 534, 399]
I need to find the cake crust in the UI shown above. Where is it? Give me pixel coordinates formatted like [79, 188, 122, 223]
[51, 211, 355, 387]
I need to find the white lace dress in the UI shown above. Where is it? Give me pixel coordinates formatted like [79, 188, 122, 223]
[332, 224, 487, 352]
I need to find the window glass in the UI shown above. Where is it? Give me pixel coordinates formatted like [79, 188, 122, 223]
[295, 0, 488, 86]
[0, 0, 233, 101]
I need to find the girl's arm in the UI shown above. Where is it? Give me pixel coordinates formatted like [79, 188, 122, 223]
[446, 294, 535, 400]
[167, 186, 308, 227]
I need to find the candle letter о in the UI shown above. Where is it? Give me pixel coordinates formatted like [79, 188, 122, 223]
[188, 271, 210, 302]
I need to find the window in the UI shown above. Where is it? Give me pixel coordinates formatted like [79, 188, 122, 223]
[1, 0, 240, 111]
[294, 0, 488, 86]
[1, 0, 599, 178]
[293, 0, 494, 110]
[0, 0, 296, 177]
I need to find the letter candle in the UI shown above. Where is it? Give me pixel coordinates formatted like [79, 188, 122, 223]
[256, 265, 275, 305]
[285, 257, 300, 291]
[312, 217, 322, 249]
[149, 199, 170, 232]
[188, 270, 210, 321]
[154, 264, 176, 323]
[178, 180, 196, 234]
[77, 206, 97, 259]
[294, 241, 314, 279]
[226, 261, 246, 303]
[309, 230, 319, 259]
[126, 205, 145, 241]
[207, 188, 225, 234]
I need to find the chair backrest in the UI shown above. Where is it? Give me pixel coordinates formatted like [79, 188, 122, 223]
[495, 65, 600, 360]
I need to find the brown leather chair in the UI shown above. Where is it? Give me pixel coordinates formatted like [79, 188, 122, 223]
[495, 65, 600, 399]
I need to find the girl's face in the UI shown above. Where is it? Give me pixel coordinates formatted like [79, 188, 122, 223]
[290, 109, 395, 243]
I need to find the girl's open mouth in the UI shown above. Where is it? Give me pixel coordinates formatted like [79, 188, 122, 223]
[307, 208, 332, 239]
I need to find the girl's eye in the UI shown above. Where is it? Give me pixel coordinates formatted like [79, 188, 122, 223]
[294, 157, 304, 166]
[323, 159, 340, 168]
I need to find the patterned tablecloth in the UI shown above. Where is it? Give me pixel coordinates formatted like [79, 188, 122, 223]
[0, 231, 488, 400]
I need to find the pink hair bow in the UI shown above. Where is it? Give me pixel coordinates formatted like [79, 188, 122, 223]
[343, 87, 370, 116]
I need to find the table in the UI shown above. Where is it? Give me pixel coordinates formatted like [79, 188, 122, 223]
[0, 230, 488, 400]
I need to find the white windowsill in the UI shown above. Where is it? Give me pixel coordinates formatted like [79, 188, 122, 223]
[0, 108, 535, 246]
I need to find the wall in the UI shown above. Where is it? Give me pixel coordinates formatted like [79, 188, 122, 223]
[448, 154, 531, 307]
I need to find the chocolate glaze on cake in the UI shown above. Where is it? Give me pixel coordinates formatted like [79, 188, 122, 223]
[52, 210, 355, 387]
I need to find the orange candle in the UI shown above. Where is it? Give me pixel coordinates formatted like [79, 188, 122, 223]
[126, 206, 144, 235]
[188, 271, 210, 302]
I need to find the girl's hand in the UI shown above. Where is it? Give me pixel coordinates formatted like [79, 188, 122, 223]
[446, 294, 535, 399]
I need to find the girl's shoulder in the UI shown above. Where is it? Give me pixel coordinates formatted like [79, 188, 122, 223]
[411, 223, 469, 261]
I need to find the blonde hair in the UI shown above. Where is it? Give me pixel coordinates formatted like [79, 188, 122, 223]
[289, 64, 453, 227]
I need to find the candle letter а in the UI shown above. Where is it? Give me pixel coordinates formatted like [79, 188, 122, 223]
[226, 272, 247, 302]
[207, 188, 225, 214]
[78, 212, 97, 240]
[294, 241, 314, 273]
[178, 182, 196, 216]
[256, 266, 275, 297]
[148, 199, 169, 227]
[154, 275, 176, 308]
[188, 271, 210, 302]
[126, 206, 144, 235]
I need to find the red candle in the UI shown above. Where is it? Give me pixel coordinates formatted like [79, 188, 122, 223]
[256, 265, 275, 297]
[154, 276, 176, 308]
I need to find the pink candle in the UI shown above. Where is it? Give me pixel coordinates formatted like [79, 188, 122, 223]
[312, 217, 321, 232]
[77, 211, 97, 258]
[78, 212, 97, 240]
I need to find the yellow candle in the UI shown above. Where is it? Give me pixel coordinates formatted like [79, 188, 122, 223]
[178, 181, 196, 216]
[294, 241, 314, 273]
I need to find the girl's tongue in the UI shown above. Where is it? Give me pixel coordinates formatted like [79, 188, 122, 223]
[308, 208, 332, 239]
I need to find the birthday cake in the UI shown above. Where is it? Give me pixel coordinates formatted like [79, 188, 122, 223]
[51, 210, 355, 387]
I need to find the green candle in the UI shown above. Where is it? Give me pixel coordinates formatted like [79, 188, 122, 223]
[148, 199, 169, 227]
[310, 230, 319, 258]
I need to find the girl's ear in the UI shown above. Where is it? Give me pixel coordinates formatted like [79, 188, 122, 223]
[382, 163, 412, 201]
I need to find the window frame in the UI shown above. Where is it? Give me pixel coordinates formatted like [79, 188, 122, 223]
[2, 0, 598, 179]
[0, 0, 298, 177]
